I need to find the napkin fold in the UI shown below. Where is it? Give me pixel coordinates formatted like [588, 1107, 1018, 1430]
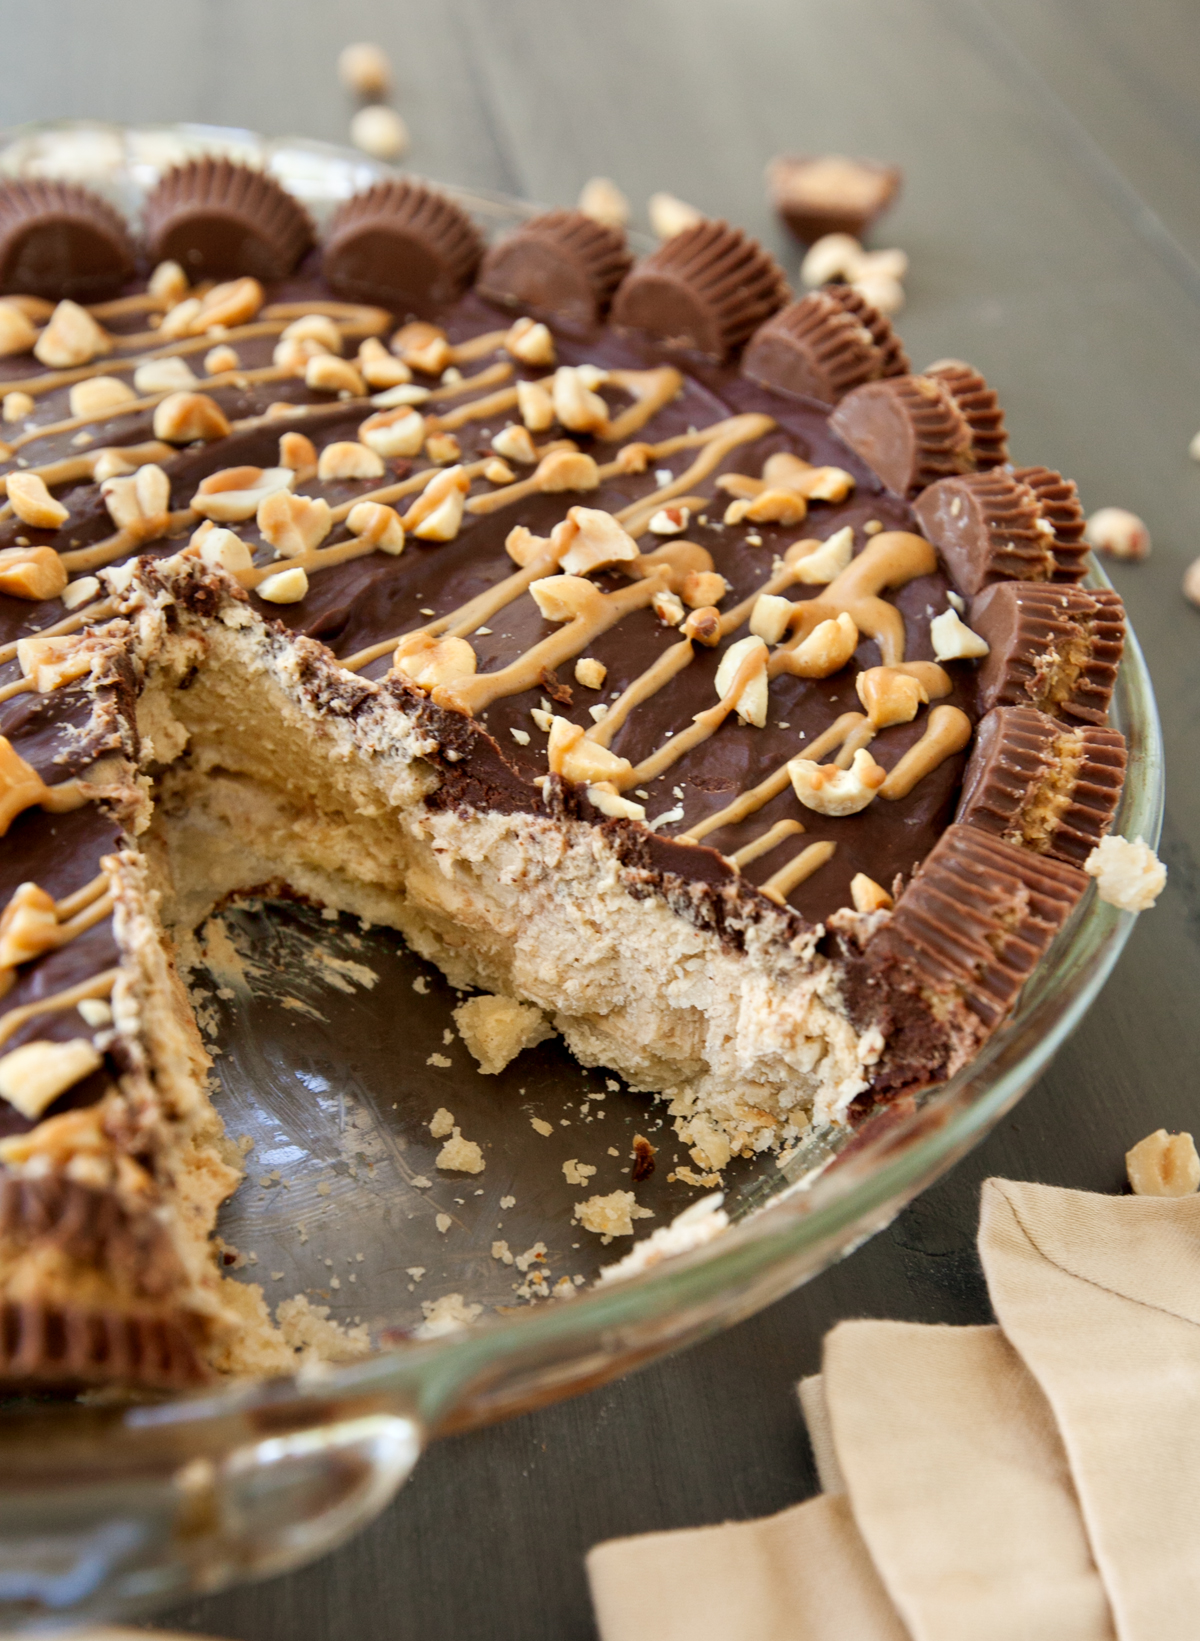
[588, 1178, 1200, 1641]
[821, 1320, 1113, 1640]
[980, 1179, 1200, 1640]
[587, 1493, 907, 1641]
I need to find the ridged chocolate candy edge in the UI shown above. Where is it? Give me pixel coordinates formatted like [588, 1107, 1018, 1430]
[970, 582, 1126, 725]
[611, 219, 790, 359]
[956, 705, 1127, 864]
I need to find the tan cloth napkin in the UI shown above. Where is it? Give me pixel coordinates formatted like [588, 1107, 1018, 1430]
[589, 1178, 1200, 1641]
[980, 1178, 1200, 1640]
[821, 1319, 1114, 1641]
[797, 1373, 845, 1495]
[587, 1492, 907, 1641]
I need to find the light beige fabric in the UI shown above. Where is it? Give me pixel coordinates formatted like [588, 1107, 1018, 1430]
[822, 1319, 1114, 1641]
[587, 1492, 908, 1641]
[980, 1177, 1200, 1641]
[797, 1373, 846, 1495]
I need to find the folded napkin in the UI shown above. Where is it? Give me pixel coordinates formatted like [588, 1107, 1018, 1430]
[587, 1178, 1200, 1641]
[981, 1179, 1200, 1639]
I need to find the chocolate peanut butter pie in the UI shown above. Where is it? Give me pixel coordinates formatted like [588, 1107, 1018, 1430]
[0, 160, 1127, 1390]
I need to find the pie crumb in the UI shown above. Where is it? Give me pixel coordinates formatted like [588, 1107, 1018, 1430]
[573, 1189, 654, 1243]
[436, 1127, 485, 1174]
[453, 992, 554, 1074]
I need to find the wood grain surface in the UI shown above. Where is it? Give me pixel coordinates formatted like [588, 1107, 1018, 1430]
[7, 2, 1199, 1635]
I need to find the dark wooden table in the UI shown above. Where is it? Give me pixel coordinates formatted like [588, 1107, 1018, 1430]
[8, 1, 1200, 1635]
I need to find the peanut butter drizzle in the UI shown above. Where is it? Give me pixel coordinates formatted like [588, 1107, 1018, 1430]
[54, 891, 114, 943]
[224, 360, 514, 443]
[832, 716, 879, 768]
[620, 644, 767, 788]
[680, 715, 866, 843]
[0, 601, 114, 668]
[0, 442, 175, 507]
[60, 509, 194, 574]
[109, 315, 381, 354]
[433, 384, 518, 432]
[262, 301, 392, 330]
[615, 415, 777, 536]
[239, 535, 378, 589]
[0, 968, 119, 1049]
[760, 840, 836, 906]
[585, 640, 694, 749]
[55, 873, 109, 919]
[328, 458, 494, 528]
[600, 368, 685, 444]
[718, 538, 832, 637]
[0, 736, 91, 836]
[87, 291, 172, 321]
[766, 532, 937, 671]
[339, 457, 692, 674]
[5, 365, 294, 453]
[448, 329, 511, 364]
[466, 412, 774, 522]
[879, 705, 972, 799]
[9, 314, 389, 400]
[434, 570, 672, 716]
[728, 817, 805, 869]
[831, 663, 953, 769]
[577, 536, 815, 756]
[426, 359, 514, 403]
[0, 676, 34, 704]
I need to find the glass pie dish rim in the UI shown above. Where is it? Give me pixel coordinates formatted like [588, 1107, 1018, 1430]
[0, 116, 1165, 1624]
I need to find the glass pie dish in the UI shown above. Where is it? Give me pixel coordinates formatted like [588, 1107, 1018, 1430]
[0, 121, 1165, 1632]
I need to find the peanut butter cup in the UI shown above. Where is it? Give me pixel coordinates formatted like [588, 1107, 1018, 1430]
[915, 471, 1048, 594]
[868, 822, 1087, 1044]
[322, 178, 484, 315]
[143, 158, 314, 280]
[0, 1173, 184, 1294]
[741, 284, 908, 405]
[834, 283, 910, 378]
[611, 219, 789, 358]
[0, 1297, 208, 1389]
[1015, 465, 1089, 581]
[970, 582, 1126, 724]
[766, 154, 902, 244]
[916, 467, 1090, 595]
[956, 706, 1126, 864]
[828, 373, 974, 495]
[476, 209, 632, 328]
[0, 179, 135, 301]
[924, 361, 1008, 469]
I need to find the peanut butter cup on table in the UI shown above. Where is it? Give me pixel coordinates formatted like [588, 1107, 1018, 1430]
[0, 156, 1129, 1391]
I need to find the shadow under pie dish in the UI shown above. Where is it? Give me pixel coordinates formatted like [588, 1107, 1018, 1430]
[0, 131, 1154, 1407]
